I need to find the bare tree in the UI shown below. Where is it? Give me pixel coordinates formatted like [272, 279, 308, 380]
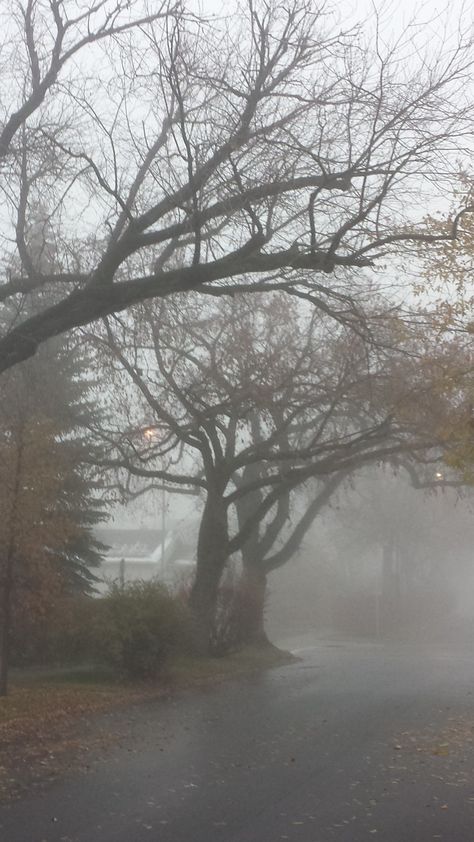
[88, 292, 466, 647]
[0, 1, 473, 373]
[234, 462, 348, 645]
[320, 465, 474, 639]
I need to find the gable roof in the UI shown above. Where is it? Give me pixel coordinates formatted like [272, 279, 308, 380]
[95, 528, 165, 561]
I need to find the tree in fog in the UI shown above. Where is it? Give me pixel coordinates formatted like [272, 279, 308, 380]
[5, 205, 107, 586]
[0, 208, 106, 696]
[0, 352, 105, 695]
[233, 440, 347, 645]
[323, 466, 474, 639]
[0, 377, 75, 696]
[0, 1, 473, 373]
[89, 293, 467, 648]
[418, 174, 474, 334]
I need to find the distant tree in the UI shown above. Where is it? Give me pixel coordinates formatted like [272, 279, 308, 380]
[235, 461, 347, 646]
[321, 465, 474, 638]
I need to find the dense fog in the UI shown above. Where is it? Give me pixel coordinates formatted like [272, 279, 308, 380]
[267, 467, 474, 646]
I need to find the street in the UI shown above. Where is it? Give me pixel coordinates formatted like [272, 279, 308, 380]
[2, 637, 474, 841]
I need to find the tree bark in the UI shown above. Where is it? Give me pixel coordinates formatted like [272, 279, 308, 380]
[0, 567, 12, 697]
[0, 427, 25, 695]
[239, 562, 269, 647]
[189, 491, 229, 653]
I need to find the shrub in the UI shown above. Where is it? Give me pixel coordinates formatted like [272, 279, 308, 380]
[98, 581, 192, 679]
[10, 595, 100, 666]
[176, 567, 267, 656]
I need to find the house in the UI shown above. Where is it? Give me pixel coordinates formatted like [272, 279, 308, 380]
[94, 527, 195, 594]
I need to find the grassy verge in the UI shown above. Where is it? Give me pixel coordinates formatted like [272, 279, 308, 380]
[0, 645, 295, 800]
[168, 642, 295, 686]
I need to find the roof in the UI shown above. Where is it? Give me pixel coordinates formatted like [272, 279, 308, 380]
[95, 528, 166, 561]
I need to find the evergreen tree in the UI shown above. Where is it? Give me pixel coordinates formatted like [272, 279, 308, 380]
[15, 204, 107, 592]
[0, 209, 107, 692]
[26, 330, 107, 595]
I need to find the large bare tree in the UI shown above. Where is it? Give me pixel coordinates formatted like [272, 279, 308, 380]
[0, 1, 473, 373]
[89, 292, 467, 646]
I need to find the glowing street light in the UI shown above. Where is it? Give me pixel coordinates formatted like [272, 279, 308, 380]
[143, 426, 158, 442]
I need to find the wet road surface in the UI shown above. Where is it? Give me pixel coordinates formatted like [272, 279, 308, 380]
[2, 637, 474, 841]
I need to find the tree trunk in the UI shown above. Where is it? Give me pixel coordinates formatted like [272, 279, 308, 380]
[0, 566, 12, 697]
[234, 457, 269, 646]
[189, 492, 229, 653]
[0, 429, 24, 696]
[240, 562, 269, 646]
[382, 538, 401, 634]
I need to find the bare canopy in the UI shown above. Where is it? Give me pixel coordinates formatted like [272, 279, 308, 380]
[0, 0, 473, 372]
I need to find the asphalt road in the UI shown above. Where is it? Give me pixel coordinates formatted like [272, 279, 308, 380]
[2, 636, 474, 841]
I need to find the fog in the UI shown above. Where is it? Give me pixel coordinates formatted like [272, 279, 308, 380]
[266, 466, 474, 647]
[105, 461, 474, 650]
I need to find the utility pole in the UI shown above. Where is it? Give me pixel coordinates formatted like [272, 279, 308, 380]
[161, 486, 166, 581]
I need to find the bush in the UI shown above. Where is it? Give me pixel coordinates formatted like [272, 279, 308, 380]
[98, 581, 192, 679]
[10, 581, 193, 677]
[10, 595, 100, 666]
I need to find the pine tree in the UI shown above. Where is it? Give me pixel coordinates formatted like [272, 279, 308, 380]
[26, 330, 108, 595]
[14, 204, 107, 592]
[0, 208, 107, 693]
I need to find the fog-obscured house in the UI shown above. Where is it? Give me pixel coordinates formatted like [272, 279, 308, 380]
[95, 527, 195, 593]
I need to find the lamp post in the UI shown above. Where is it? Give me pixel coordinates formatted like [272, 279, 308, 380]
[143, 426, 167, 581]
[161, 486, 166, 580]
